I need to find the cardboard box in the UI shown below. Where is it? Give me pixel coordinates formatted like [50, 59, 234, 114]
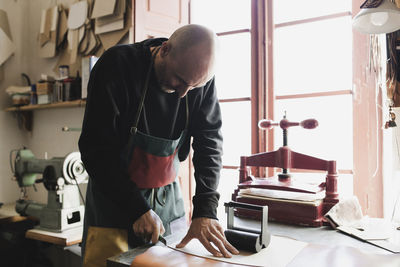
[36, 82, 54, 95]
[38, 94, 52, 104]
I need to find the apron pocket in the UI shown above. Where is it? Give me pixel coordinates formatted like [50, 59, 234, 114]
[152, 181, 185, 235]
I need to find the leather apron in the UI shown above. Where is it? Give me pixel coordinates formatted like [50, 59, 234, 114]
[125, 45, 187, 235]
[82, 47, 186, 266]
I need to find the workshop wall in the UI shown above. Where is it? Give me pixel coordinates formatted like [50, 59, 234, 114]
[0, 0, 87, 204]
[0, 0, 33, 204]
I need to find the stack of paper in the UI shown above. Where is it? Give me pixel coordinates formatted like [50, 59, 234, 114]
[239, 188, 326, 203]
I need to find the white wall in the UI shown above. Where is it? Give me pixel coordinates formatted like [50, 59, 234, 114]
[384, 108, 400, 222]
[1, 0, 32, 204]
[0, 0, 86, 204]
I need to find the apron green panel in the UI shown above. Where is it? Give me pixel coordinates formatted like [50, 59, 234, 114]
[132, 130, 185, 157]
[140, 180, 185, 236]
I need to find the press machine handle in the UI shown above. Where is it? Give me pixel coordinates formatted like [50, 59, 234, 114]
[258, 118, 318, 130]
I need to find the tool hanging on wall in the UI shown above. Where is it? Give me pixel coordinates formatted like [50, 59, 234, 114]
[385, 105, 397, 128]
[62, 126, 82, 132]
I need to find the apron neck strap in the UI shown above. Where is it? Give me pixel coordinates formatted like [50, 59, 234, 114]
[130, 46, 190, 137]
[185, 95, 189, 130]
[131, 46, 161, 135]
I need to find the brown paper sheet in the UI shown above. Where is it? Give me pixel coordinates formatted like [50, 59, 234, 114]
[95, 18, 124, 34]
[0, 27, 15, 65]
[0, 9, 15, 65]
[98, 6, 131, 50]
[91, 0, 117, 19]
[84, 28, 100, 56]
[0, 9, 12, 39]
[57, 8, 68, 47]
[96, 0, 125, 26]
[39, 6, 58, 58]
[0, 65, 4, 81]
[68, 29, 79, 64]
[68, 1, 88, 30]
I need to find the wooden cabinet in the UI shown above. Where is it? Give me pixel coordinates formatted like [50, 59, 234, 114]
[134, 0, 189, 41]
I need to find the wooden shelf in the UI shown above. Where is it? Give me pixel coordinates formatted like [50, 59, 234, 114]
[4, 99, 86, 112]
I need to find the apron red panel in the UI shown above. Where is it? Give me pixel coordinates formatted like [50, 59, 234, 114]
[128, 146, 178, 189]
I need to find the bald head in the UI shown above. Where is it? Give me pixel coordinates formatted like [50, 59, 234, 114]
[153, 24, 219, 98]
[168, 24, 218, 59]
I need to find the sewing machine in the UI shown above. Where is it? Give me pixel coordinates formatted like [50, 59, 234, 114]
[232, 115, 340, 226]
[10, 148, 88, 232]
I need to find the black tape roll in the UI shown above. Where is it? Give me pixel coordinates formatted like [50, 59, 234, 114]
[225, 229, 260, 253]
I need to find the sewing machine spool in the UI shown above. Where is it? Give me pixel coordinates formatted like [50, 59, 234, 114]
[224, 201, 271, 253]
[62, 152, 88, 184]
[232, 115, 339, 226]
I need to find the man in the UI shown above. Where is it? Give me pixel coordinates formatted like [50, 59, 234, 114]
[79, 24, 239, 264]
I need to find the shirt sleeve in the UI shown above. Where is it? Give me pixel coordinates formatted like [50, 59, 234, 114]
[78, 47, 150, 225]
[191, 77, 223, 220]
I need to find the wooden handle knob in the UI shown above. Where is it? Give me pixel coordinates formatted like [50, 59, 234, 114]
[258, 120, 278, 130]
[300, 119, 318, 129]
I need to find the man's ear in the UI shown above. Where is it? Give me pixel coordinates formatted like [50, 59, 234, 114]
[160, 41, 170, 57]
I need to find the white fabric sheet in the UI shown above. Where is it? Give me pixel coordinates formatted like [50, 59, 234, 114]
[169, 235, 308, 267]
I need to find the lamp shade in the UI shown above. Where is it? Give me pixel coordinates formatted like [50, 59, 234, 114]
[353, 0, 400, 34]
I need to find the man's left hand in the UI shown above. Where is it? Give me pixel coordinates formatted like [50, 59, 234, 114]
[175, 217, 239, 258]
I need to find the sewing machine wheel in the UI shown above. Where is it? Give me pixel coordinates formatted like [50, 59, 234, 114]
[63, 152, 88, 185]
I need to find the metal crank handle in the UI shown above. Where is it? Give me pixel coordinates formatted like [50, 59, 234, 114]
[258, 118, 318, 130]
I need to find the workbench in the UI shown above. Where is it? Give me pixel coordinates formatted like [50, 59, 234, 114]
[0, 202, 82, 267]
[0, 202, 28, 223]
[107, 218, 400, 267]
[25, 226, 82, 246]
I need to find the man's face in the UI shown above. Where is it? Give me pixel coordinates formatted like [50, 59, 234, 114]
[156, 44, 212, 98]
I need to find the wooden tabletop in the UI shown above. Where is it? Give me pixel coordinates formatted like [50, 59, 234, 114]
[0, 203, 27, 224]
[108, 219, 397, 267]
[1, 202, 82, 246]
[25, 227, 83, 246]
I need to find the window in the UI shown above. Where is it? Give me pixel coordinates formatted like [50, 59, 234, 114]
[191, 0, 382, 217]
[273, 1, 354, 189]
[191, 0, 253, 217]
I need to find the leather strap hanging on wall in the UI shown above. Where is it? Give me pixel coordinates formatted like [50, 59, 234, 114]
[360, 0, 384, 9]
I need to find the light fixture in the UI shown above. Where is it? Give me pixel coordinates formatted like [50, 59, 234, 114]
[353, 0, 400, 34]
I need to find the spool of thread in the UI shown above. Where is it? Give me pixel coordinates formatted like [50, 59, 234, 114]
[59, 65, 69, 79]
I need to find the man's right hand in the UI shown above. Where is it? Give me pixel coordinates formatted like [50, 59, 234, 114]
[133, 209, 165, 244]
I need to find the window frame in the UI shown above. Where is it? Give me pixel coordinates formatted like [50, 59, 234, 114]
[266, 0, 383, 216]
[189, 0, 383, 217]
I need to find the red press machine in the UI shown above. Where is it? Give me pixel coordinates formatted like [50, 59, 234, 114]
[232, 115, 340, 226]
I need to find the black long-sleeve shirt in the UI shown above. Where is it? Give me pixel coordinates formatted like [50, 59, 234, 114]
[78, 38, 223, 226]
